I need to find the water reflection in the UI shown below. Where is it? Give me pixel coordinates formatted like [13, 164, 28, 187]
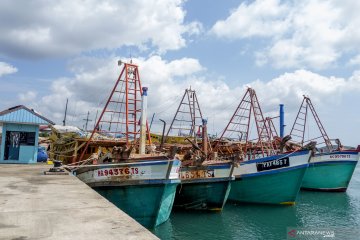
[153, 209, 232, 240]
[153, 165, 360, 240]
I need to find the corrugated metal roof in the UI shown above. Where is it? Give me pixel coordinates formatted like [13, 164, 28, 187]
[0, 105, 54, 125]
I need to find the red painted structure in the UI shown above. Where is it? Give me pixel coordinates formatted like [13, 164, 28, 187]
[166, 88, 203, 138]
[215, 88, 275, 158]
[289, 96, 334, 151]
[79, 62, 151, 162]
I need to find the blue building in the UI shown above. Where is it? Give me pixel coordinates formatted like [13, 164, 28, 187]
[0, 105, 54, 164]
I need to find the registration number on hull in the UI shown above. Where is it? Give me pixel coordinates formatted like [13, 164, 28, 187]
[256, 157, 290, 172]
[180, 170, 215, 179]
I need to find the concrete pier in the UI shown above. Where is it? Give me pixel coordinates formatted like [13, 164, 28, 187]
[0, 164, 158, 240]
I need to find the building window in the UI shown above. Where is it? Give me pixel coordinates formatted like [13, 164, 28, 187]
[4, 131, 36, 160]
[6, 131, 36, 147]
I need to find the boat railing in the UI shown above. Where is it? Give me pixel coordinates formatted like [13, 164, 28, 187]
[65, 158, 179, 169]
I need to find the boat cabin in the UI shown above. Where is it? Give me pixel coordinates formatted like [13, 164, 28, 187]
[0, 105, 54, 164]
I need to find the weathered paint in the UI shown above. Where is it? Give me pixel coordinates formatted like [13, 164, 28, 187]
[179, 163, 232, 181]
[75, 159, 181, 185]
[233, 150, 310, 176]
[74, 159, 181, 228]
[174, 163, 234, 211]
[174, 180, 231, 210]
[95, 182, 178, 228]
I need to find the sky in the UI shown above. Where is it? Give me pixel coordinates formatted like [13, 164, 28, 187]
[1, 0, 360, 146]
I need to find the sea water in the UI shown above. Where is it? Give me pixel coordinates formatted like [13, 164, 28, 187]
[153, 165, 360, 240]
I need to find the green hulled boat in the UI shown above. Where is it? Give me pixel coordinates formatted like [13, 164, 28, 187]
[163, 89, 235, 212]
[69, 64, 182, 228]
[214, 88, 311, 205]
[301, 151, 359, 192]
[73, 157, 181, 228]
[94, 180, 178, 227]
[229, 150, 310, 205]
[288, 96, 360, 192]
[174, 162, 234, 211]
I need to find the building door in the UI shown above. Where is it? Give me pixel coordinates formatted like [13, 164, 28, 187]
[4, 131, 20, 160]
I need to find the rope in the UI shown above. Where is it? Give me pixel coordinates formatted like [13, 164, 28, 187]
[154, 93, 184, 115]
[65, 155, 98, 166]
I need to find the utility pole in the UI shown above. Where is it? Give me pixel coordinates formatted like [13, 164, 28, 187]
[63, 98, 68, 126]
[83, 111, 92, 131]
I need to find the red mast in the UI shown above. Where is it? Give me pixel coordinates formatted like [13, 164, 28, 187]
[78, 61, 151, 162]
[166, 88, 203, 138]
[215, 88, 275, 158]
[290, 96, 333, 152]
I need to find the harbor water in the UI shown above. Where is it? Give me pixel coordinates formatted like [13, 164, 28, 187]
[152, 165, 360, 240]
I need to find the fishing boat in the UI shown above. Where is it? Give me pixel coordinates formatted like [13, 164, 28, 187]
[173, 119, 234, 211]
[214, 88, 310, 205]
[228, 150, 310, 204]
[302, 150, 359, 191]
[72, 155, 181, 228]
[165, 89, 234, 211]
[289, 96, 359, 192]
[67, 62, 181, 228]
[175, 162, 233, 210]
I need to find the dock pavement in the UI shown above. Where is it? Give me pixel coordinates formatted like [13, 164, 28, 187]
[0, 164, 158, 240]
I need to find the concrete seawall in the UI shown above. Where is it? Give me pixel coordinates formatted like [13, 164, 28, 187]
[0, 164, 158, 240]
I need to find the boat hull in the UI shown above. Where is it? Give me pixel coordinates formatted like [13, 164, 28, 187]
[94, 181, 178, 228]
[73, 158, 181, 228]
[174, 163, 233, 211]
[301, 151, 359, 192]
[229, 150, 310, 205]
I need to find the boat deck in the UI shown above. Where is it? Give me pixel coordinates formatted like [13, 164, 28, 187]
[0, 164, 158, 240]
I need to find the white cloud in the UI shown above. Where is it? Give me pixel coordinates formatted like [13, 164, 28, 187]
[26, 55, 245, 133]
[0, 0, 202, 58]
[0, 62, 18, 77]
[212, 0, 289, 39]
[348, 54, 360, 66]
[211, 0, 360, 69]
[20, 55, 360, 144]
[18, 91, 37, 103]
[248, 70, 348, 111]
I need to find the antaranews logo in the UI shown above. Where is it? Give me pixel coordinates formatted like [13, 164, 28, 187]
[287, 227, 336, 239]
[287, 229, 297, 238]
[288, 229, 296, 239]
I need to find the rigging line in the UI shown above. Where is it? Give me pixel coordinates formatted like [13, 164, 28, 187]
[219, 96, 245, 114]
[307, 115, 310, 144]
[118, 78, 126, 134]
[95, 79, 115, 108]
[222, 100, 249, 138]
[153, 93, 185, 115]
[156, 92, 184, 109]
[213, 99, 249, 136]
[114, 84, 123, 135]
[115, 76, 129, 134]
[108, 81, 120, 134]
